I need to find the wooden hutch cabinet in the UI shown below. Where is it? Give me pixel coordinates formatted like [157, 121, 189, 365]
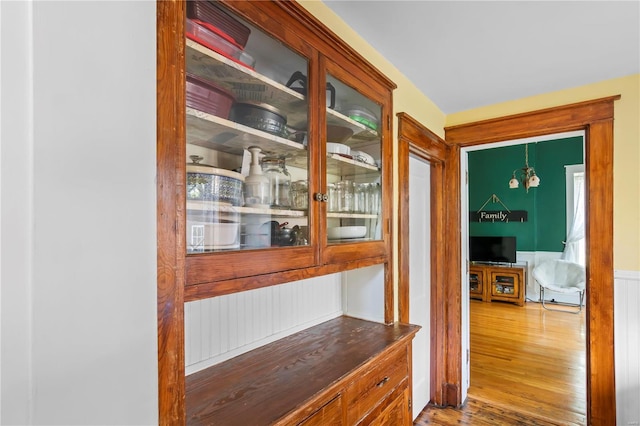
[157, 0, 417, 424]
[469, 263, 525, 306]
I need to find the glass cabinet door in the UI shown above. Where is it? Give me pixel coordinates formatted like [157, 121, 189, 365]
[184, 1, 311, 254]
[324, 74, 383, 245]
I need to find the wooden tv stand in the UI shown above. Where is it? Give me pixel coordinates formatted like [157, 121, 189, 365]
[469, 263, 526, 306]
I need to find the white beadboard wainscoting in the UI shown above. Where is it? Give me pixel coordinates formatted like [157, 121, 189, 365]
[185, 273, 343, 374]
[184, 265, 386, 375]
[615, 269, 640, 426]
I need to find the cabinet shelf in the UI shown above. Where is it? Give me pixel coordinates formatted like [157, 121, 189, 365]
[187, 200, 306, 217]
[186, 107, 380, 179]
[185, 203, 379, 219]
[327, 212, 378, 219]
[186, 39, 308, 128]
[187, 38, 380, 140]
[187, 107, 305, 157]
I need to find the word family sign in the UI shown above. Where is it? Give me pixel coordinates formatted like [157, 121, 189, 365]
[470, 210, 528, 223]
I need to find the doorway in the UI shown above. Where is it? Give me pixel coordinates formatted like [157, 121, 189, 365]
[462, 131, 587, 420]
[398, 95, 618, 423]
[408, 154, 431, 418]
[444, 96, 618, 423]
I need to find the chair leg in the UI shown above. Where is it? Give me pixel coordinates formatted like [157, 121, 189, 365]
[540, 285, 584, 314]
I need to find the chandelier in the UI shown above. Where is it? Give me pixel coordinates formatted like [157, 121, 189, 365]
[509, 143, 540, 192]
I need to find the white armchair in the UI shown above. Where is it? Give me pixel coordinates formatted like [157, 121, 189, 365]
[532, 259, 586, 313]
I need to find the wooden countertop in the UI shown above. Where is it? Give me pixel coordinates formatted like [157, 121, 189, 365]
[185, 315, 419, 425]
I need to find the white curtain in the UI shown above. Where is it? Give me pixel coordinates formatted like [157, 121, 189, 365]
[562, 172, 585, 265]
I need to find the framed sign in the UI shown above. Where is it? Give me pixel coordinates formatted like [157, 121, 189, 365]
[470, 210, 528, 222]
[471, 193, 528, 223]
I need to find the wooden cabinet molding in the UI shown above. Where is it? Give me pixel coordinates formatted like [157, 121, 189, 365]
[157, 1, 400, 422]
[157, 1, 186, 424]
[444, 95, 620, 425]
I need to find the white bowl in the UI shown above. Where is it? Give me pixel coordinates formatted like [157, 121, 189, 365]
[327, 226, 367, 240]
[327, 142, 350, 156]
[186, 221, 240, 251]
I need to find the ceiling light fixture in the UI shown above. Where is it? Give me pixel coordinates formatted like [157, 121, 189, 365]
[509, 143, 540, 193]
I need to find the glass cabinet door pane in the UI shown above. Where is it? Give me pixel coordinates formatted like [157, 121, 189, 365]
[184, 1, 310, 254]
[325, 74, 383, 244]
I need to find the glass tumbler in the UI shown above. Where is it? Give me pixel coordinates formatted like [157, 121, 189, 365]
[355, 183, 370, 213]
[369, 182, 381, 215]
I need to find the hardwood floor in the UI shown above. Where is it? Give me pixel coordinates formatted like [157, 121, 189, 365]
[414, 300, 586, 425]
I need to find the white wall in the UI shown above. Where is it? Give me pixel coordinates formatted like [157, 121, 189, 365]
[1, 1, 158, 424]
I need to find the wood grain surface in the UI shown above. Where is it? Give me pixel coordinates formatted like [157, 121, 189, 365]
[415, 300, 586, 425]
[186, 316, 418, 425]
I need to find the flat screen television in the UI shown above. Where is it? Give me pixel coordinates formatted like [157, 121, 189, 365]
[469, 236, 517, 264]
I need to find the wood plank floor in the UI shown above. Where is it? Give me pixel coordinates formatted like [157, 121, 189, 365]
[414, 300, 586, 425]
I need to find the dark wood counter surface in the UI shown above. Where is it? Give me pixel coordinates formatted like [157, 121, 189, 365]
[185, 315, 419, 425]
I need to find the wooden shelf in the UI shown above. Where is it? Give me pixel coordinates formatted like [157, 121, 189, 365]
[187, 200, 307, 217]
[186, 108, 306, 158]
[327, 212, 378, 219]
[186, 39, 381, 142]
[186, 39, 308, 128]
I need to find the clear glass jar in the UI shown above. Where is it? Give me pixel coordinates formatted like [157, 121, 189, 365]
[290, 180, 308, 210]
[262, 157, 291, 208]
[335, 180, 354, 212]
[327, 183, 337, 212]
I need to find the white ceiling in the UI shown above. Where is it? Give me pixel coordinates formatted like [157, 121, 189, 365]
[323, 1, 640, 114]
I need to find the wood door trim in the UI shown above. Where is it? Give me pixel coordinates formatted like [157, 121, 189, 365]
[444, 95, 619, 425]
[397, 113, 452, 406]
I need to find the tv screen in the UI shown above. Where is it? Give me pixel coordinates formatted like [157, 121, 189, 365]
[469, 236, 517, 264]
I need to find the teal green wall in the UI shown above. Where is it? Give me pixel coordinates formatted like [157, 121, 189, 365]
[468, 136, 583, 252]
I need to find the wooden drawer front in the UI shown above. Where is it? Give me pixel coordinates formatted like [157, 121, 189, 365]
[365, 383, 409, 426]
[345, 347, 408, 424]
[299, 395, 343, 426]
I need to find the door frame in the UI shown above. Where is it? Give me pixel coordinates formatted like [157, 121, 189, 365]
[398, 112, 451, 405]
[443, 95, 619, 424]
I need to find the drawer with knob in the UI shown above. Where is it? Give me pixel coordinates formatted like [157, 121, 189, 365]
[344, 346, 409, 424]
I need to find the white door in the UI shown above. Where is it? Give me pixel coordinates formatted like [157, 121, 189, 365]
[409, 154, 431, 418]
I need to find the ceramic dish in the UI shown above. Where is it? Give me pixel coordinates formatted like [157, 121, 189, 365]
[327, 142, 351, 156]
[186, 156, 245, 205]
[186, 221, 240, 252]
[327, 225, 367, 240]
[350, 150, 376, 166]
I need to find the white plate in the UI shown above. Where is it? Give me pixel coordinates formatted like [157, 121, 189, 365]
[327, 226, 367, 240]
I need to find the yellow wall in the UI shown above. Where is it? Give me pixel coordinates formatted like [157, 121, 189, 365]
[299, 1, 446, 134]
[303, 1, 640, 273]
[448, 74, 640, 271]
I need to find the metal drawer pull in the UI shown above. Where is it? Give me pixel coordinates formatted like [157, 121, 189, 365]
[376, 376, 390, 387]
